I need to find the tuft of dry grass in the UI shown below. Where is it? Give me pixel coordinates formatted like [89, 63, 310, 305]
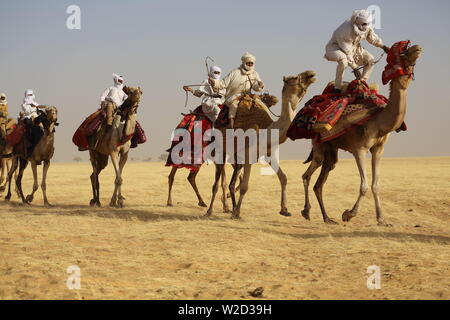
[0, 158, 449, 300]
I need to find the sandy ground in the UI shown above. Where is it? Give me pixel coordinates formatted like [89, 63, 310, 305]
[0, 158, 449, 300]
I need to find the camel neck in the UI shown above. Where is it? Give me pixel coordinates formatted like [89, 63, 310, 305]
[377, 77, 408, 136]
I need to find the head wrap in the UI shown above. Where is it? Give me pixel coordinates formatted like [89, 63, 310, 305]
[0, 93, 7, 105]
[23, 89, 38, 106]
[209, 66, 222, 80]
[112, 73, 124, 89]
[241, 52, 256, 72]
[351, 10, 373, 35]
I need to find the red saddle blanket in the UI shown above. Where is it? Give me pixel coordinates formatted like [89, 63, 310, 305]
[73, 110, 147, 150]
[287, 80, 406, 142]
[165, 105, 219, 171]
[5, 122, 26, 146]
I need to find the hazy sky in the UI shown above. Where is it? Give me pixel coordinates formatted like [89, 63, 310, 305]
[1, 0, 449, 161]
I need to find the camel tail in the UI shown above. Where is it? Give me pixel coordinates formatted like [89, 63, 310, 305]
[304, 150, 313, 164]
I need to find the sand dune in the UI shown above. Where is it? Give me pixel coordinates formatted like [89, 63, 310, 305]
[0, 158, 449, 300]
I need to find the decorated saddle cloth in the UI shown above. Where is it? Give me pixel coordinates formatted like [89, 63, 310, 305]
[5, 120, 25, 146]
[287, 80, 406, 143]
[72, 110, 146, 150]
[215, 94, 275, 131]
[165, 105, 220, 171]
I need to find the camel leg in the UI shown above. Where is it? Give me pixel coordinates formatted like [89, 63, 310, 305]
[0, 159, 5, 189]
[89, 153, 102, 207]
[371, 145, 391, 227]
[301, 159, 322, 221]
[272, 162, 291, 217]
[313, 166, 338, 225]
[167, 167, 177, 207]
[188, 169, 207, 207]
[25, 160, 39, 204]
[41, 160, 52, 207]
[205, 163, 225, 217]
[229, 164, 244, 212]
[16, 158, 29, 205]
[109, 151, 122, 208]
[116, 151, 128, 208]
[5, 157, 18, 201]
[232, 164, 252, 220]
[0, 159, 9, 192]
[221, 166, 230, 213]
[342, 149, 369, 222]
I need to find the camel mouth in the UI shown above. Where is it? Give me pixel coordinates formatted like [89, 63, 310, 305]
[305, 73, 317, 84]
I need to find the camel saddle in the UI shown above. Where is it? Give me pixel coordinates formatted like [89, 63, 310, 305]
[215, 94, 277, 131]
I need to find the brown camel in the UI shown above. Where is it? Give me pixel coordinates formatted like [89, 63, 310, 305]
[301, 44, 423, 226]
[88, 86, 142, 208]
[206, 70, 317, 219]
[5, 106, 58, 206]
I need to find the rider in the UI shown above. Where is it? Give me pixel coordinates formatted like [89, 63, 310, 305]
[0, 93, 8, 147]
[209, 52, 265, 129]
[183, 65, 226, 124]
[21, 89, 45, 153]
[100, 73, 128, 131]
[324, 9, 390, 92]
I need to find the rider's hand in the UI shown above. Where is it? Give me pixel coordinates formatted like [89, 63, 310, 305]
[183, 86, 193, 93]
[208, 78, 215, 86]
[353, 68, 362, 80]
[383, 45, 390, 54]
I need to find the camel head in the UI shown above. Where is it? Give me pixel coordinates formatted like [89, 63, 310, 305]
[282, 70, 316, 110]
[122, 86, 143, 115]
[44, 106, 58, 123]
[383, 42, 423, 89]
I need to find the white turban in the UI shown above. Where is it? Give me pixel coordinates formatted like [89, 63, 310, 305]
[23, 89, 38, 106]
[0, 93, 7, 105]
[241, 52, 256, 71]
[351, 10, 373, 34]
[209, 66, 222, 80]
[113, 73, 124, 89]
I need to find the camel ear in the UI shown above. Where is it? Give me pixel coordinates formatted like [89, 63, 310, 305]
[139, 86, 143, 95]
[283, 76, 287, 83]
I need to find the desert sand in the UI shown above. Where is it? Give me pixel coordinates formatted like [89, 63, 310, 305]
[0, 157, 449, 300]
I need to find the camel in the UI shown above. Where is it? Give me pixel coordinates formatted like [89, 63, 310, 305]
[300, 44, 423, 226]
[88, 86, 142, 208]
[205, 70, 317, 219]
[5, 106, 58, 206]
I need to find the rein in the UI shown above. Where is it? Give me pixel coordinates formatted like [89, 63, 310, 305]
[353, 52, 385, 74]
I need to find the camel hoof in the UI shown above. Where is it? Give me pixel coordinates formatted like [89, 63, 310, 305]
[26, 195, 33, 203]
[203, 211, 212, 218]
[118, 199, 125, 208]
[90, 199, 101, 207]
[301, 209, 311, 221]
[231, 214, 241, 220]
[167, 202, 173, 207]
[198, 201, 208, 208]
[223, 208, 232, 214]
[280, 211, 292, 217]
[324, 218, 339, 225]
[342, 210, 356, 222]
[44, 202, 54, 208]
[377, 221, 392, 227]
